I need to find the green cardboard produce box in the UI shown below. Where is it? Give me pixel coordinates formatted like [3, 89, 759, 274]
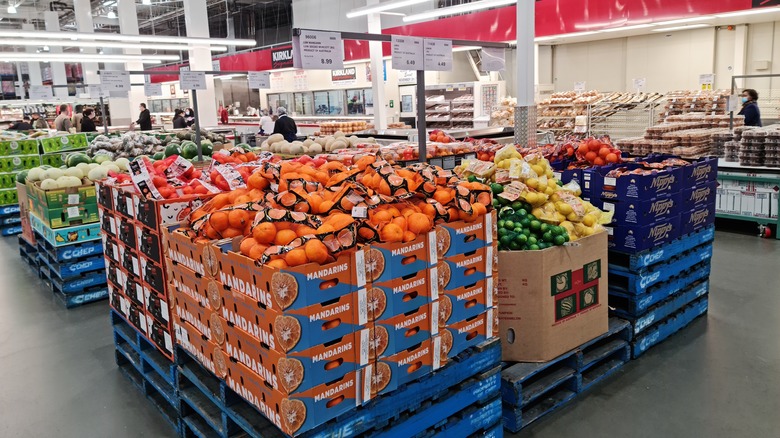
[0, 139, 40, 156]
[0, 155, 40, 172]
[26, 179, 97, 210]
[0, 172, 18, 189]
[31, 200, 99, 229]
[0, 187, 18, 206]
[40, 134, 89, 153]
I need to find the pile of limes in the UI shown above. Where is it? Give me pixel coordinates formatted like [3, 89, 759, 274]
[496, 201, 570, 251]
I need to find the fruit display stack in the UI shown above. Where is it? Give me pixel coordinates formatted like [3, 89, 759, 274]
[578, 155, 717, 357]
[99, 159, 218, 361]
[165, 154, 501, 436]
[737, 126, 780, 167]
[657, 90, 730, 119]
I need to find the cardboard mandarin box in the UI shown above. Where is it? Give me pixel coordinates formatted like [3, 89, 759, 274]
[370, 301, 437, 360]
[175, 311, 369, 437]
[363, 232, 437, 285]
[497, 231, 609, 362]
[372, 337, 440, 397]
[367, 266, 437, 321]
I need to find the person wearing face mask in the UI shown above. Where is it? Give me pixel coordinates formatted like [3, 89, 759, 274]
[132, 103, 152, 131]
[184, 108, 195, 127]
[80, 108, 98, 132]
[738, 89, 762, 127]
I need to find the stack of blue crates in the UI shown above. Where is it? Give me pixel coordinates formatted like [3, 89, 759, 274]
[0, 204, 22, 236]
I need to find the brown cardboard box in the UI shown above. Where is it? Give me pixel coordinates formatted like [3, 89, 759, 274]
[497, 232, 608, 362]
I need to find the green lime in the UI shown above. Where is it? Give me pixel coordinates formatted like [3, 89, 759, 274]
[490, 183, 504, 194]
[511, 201, 524, 211]
[517, 209, 528, 217]
[492, 199, 500, 209]
[540, 223, 549, 233]
[513, 227, 524, 234]
[530, 220, 541, 231]
[467, 175, 477, 182]
[564, 233, 570, 242]
[500, 235, 512, 246]
[499, 197, 511, 206]
[551, 226, 564, 236]
[554, 235, 566, 245]
[516, 234, 528, 244]
[520, 218, 531, 228]
[542, 231, 553, 242]
[528, 236, 538, 245]
[523, 229, 531, 237]
[557, 180, 563, 186]
[497, 219, 506, 229]
[504, 220, 515, 229]
[499, 206, 514, 218]
[498, 227, 508, 237]
[509, 241, 521, 250]
[539, 242, 549, 250]
[529, 244, 541, 251]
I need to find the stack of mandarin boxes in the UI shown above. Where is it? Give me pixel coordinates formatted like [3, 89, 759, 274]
[432, 211, 499, 366]
[166, 228, 372, 436]
[99, 179, 214, 361]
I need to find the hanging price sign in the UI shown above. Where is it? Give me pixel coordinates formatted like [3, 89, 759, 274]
[392, 35, 424, 71]
[424, 38, 453, 71]
[248, 71, 271, 89]
[294, 30, 344, 70]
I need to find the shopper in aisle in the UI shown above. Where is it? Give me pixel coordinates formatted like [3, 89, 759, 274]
[259, 109, 275, 135]
[172, 109, 187, 129]
[184, 108, 195, 127]
[31, 113, 48, 129]
[71, 105, 84, 132]
[10, 116, 33, 130]
[80, 108, 97, 133]
[54, 104, 72, 132]
[739, 89, 762, 127]
[132, 103, 153, 131]
[272, 107, 298, 142]
[219, 103, 229, 125]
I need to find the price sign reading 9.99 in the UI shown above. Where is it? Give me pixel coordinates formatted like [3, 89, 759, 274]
[392, 35, 424, 71]
[294, 30, 344, 70]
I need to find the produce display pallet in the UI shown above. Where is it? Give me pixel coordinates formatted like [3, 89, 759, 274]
[501, 318, 632, 433]
[608, 261, 711, 317]
[632, 295, 709, 359]
[1, 215, 21, 225]
[39, 263, 109, 308]
[37, 238, 103, 262]
[29, 212, 102, 247]
[18, 235, 39, 270]
[608, 243, 713, 295]
[608, 225, 715, 272]
[414, 398, 502, 438]
[175, 337, 502, 438]
[1, 224, 22, 236]
[112, 311, 182, 436]
[0, 204, 19, 216]
[613, 280, 709, 336]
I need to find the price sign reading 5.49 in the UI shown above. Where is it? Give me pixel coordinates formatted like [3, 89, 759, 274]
[392, 35, 424, 71]
[424, 38, 453, 72]
[295, 30, 344, 70]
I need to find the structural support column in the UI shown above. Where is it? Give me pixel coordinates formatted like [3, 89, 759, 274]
[115, 0, 147, 127]
[514, 0, 536, 147]
[73, 0, 99, 89]
[44, 12, 69, 99]
[21, 24, 42, 87]
[184, 0, 218, 127]
[367, 3, 388, 129]
[732, 24, 748, 90]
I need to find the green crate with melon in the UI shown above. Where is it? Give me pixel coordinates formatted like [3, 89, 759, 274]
[30, 197, 99, 229]
[39, 134, 90, 153]
[0, 139, 40, 156]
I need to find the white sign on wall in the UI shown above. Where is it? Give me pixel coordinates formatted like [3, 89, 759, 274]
[699, 73, 715, 90]
[29, 85, 53, 100]
[293, 70, 307, 91]
[391, 35, 424, 71]
[144, 82, 163, 97]
[633, 78, 647, 92]
[248, 71, 271, 89]
[398, 70, 417, 84]
[574, 81, 586, 93]
[481, 47, 506, 72]
[180, 71, 207, 90]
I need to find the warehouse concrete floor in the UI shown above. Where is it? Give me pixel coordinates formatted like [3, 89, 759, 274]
[0, 230, 778, 438]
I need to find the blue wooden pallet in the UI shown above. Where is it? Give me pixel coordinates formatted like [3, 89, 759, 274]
[404, 396, 502, 438]
[38, 263, 108, 308]
[176, 337, 502, 438]
[1, 215, 21, 225]
[55, 285, 108, 308]
[38, 238, 103, 262]
[614, 280, 709, 336]
[113, 311, 181, 428]
[608, 243, 713, 295]
[46, 268, 107, 294]
[473, 421, 503, 438]
[18, 235, 39, 269]
[632, 295, 709, 359]
[43, 252, 106, 280]
[501, 318, 631, 433]
[1, 224, 22, 236]
[608, 225, 715, 272]
[608, 261, 711, 317]
[0, 204, 19, 216]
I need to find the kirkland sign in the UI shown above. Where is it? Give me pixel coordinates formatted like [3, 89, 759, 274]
[271, 47, 294, 69]
[331, 67, 357, 82]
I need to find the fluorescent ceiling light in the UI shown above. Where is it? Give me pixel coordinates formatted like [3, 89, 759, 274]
[0, 30, 255, 47]
[347, 0, 428, 19]
[403, 0, 514, 22]
[141, 0, 151, 4]
[106, 9, 116, 19]
[651, 24, 711, 32]
[535, 31, 598, 42]
[0, 38, 227, 52]
[653, 16, 712, 26]
[601, 24, 655, 33]
[6, 5, 15, 14]
[715, 7, 780, 18]
[0, 53, 178, 64]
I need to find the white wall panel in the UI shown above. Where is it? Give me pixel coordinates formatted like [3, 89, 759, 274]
[552, 39, 626, 92]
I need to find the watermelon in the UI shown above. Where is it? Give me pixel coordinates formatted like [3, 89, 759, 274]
[164, 144, 181, 158]
[152, 152, 164, 160]
[200, 140, 213, 156]
[181, 143, 198, 160]
[66, 152, 91, 167]
[16, 170, 28, 183]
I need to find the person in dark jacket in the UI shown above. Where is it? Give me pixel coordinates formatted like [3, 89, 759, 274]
[173, 109, 187, 129]
[133, 103, 153, 131]
[738, 89, 762, 127]
[184, 108, 195, 127]
[10, 116, 33, 130]
[272, 107, 298, 142]
[80, 108, 97, 132]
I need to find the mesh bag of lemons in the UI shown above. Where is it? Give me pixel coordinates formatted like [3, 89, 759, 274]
[457, 144, 612, 250]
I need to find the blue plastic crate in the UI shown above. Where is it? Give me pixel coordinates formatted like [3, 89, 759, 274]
[609, 262, 711, 316]
[615, 280, 709, 336]
[632, 295, 709, 359]
[608, 243, 713, 295]
[608, 225, 715, 272]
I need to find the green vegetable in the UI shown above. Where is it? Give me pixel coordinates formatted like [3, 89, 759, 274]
[490, 183, 503, 195]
